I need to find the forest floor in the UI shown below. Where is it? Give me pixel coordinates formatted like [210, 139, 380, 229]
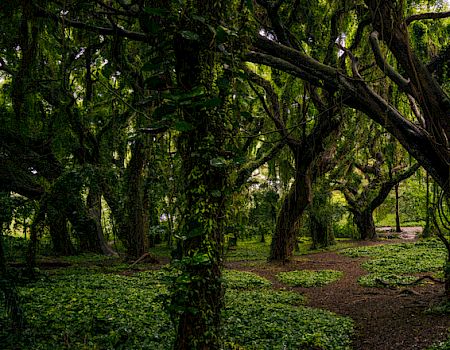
[226, 228, 450, 350]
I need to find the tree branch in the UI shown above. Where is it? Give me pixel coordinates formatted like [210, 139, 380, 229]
[369, 31, 411, 94]
[233, 140, 286, 190]
[245, 67, 296, 144]
[406, 11, 450, 25]
[33, 5, 149, 42]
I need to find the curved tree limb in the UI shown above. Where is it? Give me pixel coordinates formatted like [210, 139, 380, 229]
[369, 31, 412, 94]
[406, 11, 450, 25]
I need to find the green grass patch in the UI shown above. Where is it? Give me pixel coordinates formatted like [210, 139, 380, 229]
[276, 270, 343, 287]
[225, 238, 272, 261]
[341, 239, 447, 287]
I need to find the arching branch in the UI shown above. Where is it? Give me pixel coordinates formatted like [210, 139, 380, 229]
[369, 31, 411, 94]
[406, 11, 450, 25]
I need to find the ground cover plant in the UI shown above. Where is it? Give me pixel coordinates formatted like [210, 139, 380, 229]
[276, 270, 344, 287]
[224, 237, 356, 262]
[0, 264, 354, 349]
[341, 239, 447, 287]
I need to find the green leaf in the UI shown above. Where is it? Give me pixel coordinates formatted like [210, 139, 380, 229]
[191, 15, 206, 23]
[210, 157, 227, 167]
[173, 121, 194, 132]
[211, 190, 222, 198]
[144, 7, 170, 17]
[201, 97, 222, 108]
[145, 75, 166, 89]
[240, 111, 253, 120]
[245, 0, 254, 12]
[180, 30, 200, 41]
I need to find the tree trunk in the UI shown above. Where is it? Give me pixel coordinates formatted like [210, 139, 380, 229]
[48, 206, 75, 256]
[87, 189, 117, 256]
[310, 186, 335, 249]
[269, 170, 311, 261]
[0, 224, 6, 275]
[395, 183, 401, 232]
[119, 140, 148, 259]
[170, 2, 229, 346]
[353, 209, 376, 240]
[423, 172, 432, 238]
[310, 214, 334, 249]
[0, 227, 23, 329]
[445, 260, 450, 300]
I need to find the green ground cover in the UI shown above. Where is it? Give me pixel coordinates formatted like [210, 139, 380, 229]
[223, 237, 356, 262]
[1, 265, 353, 349]
[341, 239, 446, 287]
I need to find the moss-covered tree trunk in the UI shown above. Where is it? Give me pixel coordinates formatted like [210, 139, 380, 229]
[87, 188, 117, 256]
[395, 183, 401, 232]
[170, 2, 231, 348]
[310, 182, 335, 249]
[352, 208, 376, 240]
[269, 168, 311, 261]
[118, 140, 149, 259]
[48, 206, 75, 256]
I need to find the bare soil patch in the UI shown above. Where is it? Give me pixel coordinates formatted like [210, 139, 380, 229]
[226, 240, 450, 350]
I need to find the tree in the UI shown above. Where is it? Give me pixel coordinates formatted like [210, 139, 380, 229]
[247, 0, 449, 192]
[336, 130, 420, 239]
[246, 66, 343, 261]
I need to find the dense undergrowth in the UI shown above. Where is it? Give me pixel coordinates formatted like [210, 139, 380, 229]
[0, 264, 353, 349]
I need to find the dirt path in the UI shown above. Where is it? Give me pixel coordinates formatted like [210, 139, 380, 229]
[226, 243, 450, 349]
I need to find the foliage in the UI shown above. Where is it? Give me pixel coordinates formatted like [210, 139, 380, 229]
[342, 239, 447, 287]
[358, 273, 419, 288]
[225, 239, 272, 261]
[276, 270, 343, 287]
[224, 290, 353, 350]
[0, 271, 174, 350]
[428, 339, 450, 350]
[222, 270, 271, 289]
[0, 263, 354, 350]
[225, 237, 356, 261]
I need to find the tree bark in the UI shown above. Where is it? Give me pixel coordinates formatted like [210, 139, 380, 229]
[269, 169, 311, 261]
[170, 2, 229, 347]
[87, 188, 117, 256]
[118, 140, 148, 259]
[395, 183, 401, 232]
[48, 206, 75, 256]
[353, 209, 377, 240]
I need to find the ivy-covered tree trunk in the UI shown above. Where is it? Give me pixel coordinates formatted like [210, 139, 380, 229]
[170, 2, 232, 348]
[310, 211, 335, 249]
[310, 182, 335, 249]
[352, 209, 376, 240]
[269, 169, 311, 261]
[0, 228, 23, 330]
